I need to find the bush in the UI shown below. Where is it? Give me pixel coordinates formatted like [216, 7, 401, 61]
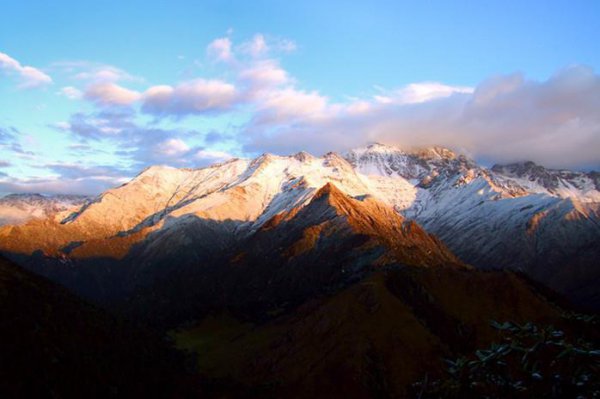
[412, 318, 600, 398]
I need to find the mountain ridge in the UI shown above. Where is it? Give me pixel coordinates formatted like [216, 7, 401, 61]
[0, 193, 89, 226]
[1, 143, 599, 309]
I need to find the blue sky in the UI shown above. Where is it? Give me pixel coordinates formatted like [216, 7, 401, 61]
[1, 0, 599, 194]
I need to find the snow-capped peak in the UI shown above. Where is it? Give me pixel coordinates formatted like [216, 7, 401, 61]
[1, 144, 599, 312]
[492, 161, 600, 201]
[344, 143, 476, 182]
[0, 193, 90, 226]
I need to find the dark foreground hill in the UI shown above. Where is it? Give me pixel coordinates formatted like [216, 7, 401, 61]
[170, 267, 571, 398]
[0, 255, 189, 398]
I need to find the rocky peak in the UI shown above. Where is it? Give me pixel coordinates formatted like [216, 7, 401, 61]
[408, 146, 458, 161]
[1, 193, 46, 201]
[589, 171, 600, 191]
[292, 151, 315, 162]
[345, 143, 476, 182]
[492, 161, 550, 179]
[490, 161, 600, 194]
[313, 181, 340, 198]
[0, 193, 89, 206]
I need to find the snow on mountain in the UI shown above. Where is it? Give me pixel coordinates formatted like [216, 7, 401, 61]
[0, 152, 373, 258]
[492, 161, 600, 202]
[60, 152, 372, 236]
[345, 143, 600, 308]
[0, 193, 90, 226]
[0, 143, 599, 308]
[346, 143, 473, 180]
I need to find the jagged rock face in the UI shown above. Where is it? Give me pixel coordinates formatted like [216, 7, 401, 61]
[123, 182, 465, 327]
[492, 161, 600, 196]
[346, 145, 600, 309]
[0, 193, 89, 226]
[345, 143, 476, 181]
[590, 171, 600, 191]
[0, 143, 599, 309]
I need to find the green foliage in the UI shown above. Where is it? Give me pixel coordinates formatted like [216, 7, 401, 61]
[563, 311, 599, 326]
[412, 319, 600, 398]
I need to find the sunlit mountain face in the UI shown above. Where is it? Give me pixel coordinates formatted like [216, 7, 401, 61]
[2, 1, 599, 397]
[1, 144, 599, 396]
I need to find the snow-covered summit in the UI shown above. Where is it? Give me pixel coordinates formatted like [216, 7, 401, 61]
[492, 161, 600, 201]
[1, 143, 599, 308]
[0, 193, 90, 226]
[344, 143, 476, 181]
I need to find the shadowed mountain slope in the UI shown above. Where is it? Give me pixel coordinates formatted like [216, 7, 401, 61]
[124, 183, 464, 327]
[0, 255, 186, 398]
[172, 267, 567, 398]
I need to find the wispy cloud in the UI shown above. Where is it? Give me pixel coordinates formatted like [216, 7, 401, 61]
[0, 175, 127, 196]
[84, 82, 142, 106]
[0, 51, 52, 88]
[0, 126, 35, 158]
[207, 37, 234, 63]
[54, 107, 227, 171]
[58, 86, 83, 100]
[241, 34, 269, 58]
[141, 79, 237, 116]
[52, 61, 141, 83]
[195, 149, 233, 163]
[239, 34, 297, 57]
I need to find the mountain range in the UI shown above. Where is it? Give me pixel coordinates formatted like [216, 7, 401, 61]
[1, 142, 599, 397]
[0, 193, 89, 226]
[1, 143, 598, 310]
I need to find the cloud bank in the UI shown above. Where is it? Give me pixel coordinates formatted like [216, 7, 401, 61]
[56, 34, 599, 170]
[242, 65, 600, 169]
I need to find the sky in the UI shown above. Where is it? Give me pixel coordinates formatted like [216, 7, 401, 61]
[1, 0, 599, 195]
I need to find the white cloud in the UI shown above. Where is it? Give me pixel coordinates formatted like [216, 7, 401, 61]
[0, 52, 52, 88]
[142, 79, 237, 116]
[343, 100, 372, 115]
[240, 34, 297, 56]
[239, 59, 290, 90]
[0, 175, 129, 196]
[207, 37, 233, 62]
[66, 109, 136, 140]
[84, 82, 141, 106]
[50, 121, 72, 131]
[74, 35, 300, 117]
[156, 138, 190, 157]
[275, 38, 297, 53]
[374, 82, 473, 104]
[58, 86, 83, 100]
[195, 149, 232, 163]
[394, 82, 473, 104]
[244, 65, 600, 169]
[25, 34, 600, 177]
[242, 34, 269, 58]
[73, 64, 139, 83]
[253, 88, 328, 124]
